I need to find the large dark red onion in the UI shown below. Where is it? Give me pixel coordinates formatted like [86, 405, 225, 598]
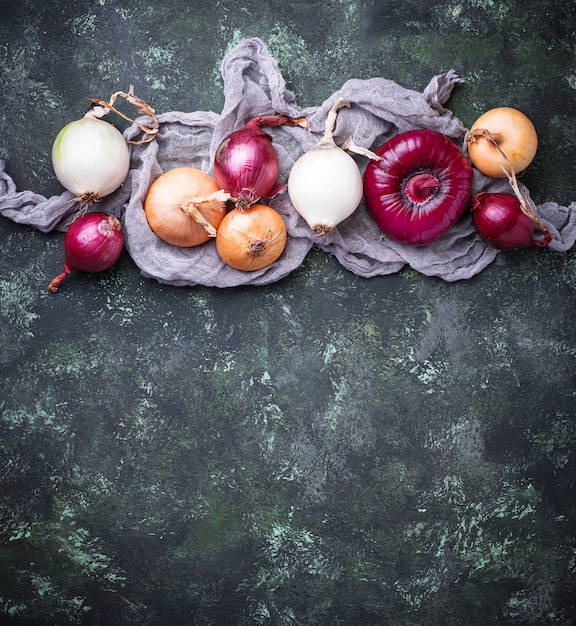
[471, 192, 551, 250]
[214, 115, 302, 209]
[363, 129, 473, 246]
[48, 212, 125, 293]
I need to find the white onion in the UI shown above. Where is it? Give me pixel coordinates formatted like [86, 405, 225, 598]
[287, 99, 378, 236]
[51, 113, 130, 206]
[288, 143, 363, 235]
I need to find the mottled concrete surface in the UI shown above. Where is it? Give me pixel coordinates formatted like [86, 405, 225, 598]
[1, 1, 576, 624]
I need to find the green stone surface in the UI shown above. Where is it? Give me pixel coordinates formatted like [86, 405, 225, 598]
[1, 1, 575, 624]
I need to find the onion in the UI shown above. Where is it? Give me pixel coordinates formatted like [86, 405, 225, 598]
[52, 87, 159, 209]
[467, 107, 538, 178]
[288, 99, 378, 236]
[47, 212, 125, 293]
[471, 192, 551, 250]
[215, 203, 287, 271]
[214, 115, 308, 209]
[363, 129, 473, 246]
[144, 167, 229, 247]
[52, 113, 130, 207]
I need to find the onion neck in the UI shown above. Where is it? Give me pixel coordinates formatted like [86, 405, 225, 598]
[468, 127, 504, 147]
[180, 190, 230, 237]
[248, 115, 309, 131]
[181, 200, 217, 237]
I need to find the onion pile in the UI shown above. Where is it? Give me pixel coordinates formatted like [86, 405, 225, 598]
[363, 129, 473, 246]
[466, 107, 551, 249]
[48, 213, 125, 293]
[44, 86, 556, 289]
[142, 166, 287, 271]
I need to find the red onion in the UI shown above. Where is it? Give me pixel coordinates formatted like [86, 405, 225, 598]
[471, 192, 551, 250]
[48, 212, 125, 293]
[363, 129, 473, 246]
[214, 115, 307, 209]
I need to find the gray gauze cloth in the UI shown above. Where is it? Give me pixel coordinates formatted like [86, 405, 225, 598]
[1, 37, 575, 286]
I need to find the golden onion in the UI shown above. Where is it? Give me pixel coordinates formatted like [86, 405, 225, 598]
[216, 203, 287, 271]
[467, 107, 538, 178]
[144, 167, 229, 247]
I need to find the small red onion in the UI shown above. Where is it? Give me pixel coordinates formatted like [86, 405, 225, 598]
[48, 212, 125, 293]
[363, 129, 473, 246]
[214, 115, 307, 209]
[471, 192, 551, 250]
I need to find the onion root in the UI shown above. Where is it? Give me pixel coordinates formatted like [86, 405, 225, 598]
[248, 229, 284, 256]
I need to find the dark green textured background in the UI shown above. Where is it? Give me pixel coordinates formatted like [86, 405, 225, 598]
[1, 1, 575, 624]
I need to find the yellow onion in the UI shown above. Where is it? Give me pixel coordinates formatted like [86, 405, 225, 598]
[467, 107, 538, 178]
[144, 167, 229, 247]
[216, 203, 287, 271]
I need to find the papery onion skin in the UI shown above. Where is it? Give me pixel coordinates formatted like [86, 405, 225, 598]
[52, 116, 130, 205]
[363, 129, 473, 246]
[214, 116, 306, 209]
[467, 107, 538, 178]
[144, 167, 228, 247]
[48, 212, 125, 293]
[471, 192, 551, 250]
[215, 203, 287, 271]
